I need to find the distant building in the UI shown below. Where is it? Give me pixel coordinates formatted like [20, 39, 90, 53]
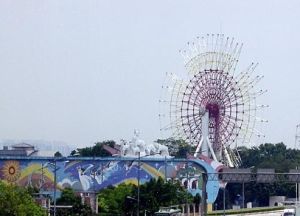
[0, 143, 37, 156]
[0, 143, 55, 157]
[0, 139, 74, 156]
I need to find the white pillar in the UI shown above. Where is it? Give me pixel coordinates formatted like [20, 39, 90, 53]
[193, 203, 196, 216]
[201, 112, 209, 157]
[181, 204, 185, 215]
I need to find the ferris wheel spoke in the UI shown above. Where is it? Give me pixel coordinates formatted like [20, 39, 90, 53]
[181, 113, 203, 120]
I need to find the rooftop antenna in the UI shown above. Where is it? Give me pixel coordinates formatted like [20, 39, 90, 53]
[295, 124, 300, 204]
[295, 124, 300, 149]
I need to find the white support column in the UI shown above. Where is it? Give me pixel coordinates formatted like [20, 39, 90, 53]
[206, 137, 218, 162]
[223, 146, 234, 167]
[194, 111, 221, 164]
[193, 203, 196, 216]
[201, 112, 209, 157]
[193, 137, 203, 158]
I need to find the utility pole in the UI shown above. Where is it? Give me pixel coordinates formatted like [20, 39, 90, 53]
[164, 156, 167, 182]
[53, 160, 57, 216]
[295, 124, 300, 203]
[223, 187, 225, 216]
[137, 152, 140, 216]
[201, 172, 208, 216]
[185, 159, 189, 215]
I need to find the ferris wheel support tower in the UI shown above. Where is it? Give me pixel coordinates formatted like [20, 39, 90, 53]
[194, 107, 234, 167]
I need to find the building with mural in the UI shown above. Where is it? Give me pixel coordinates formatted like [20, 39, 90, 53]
[0, 155, 221, 211]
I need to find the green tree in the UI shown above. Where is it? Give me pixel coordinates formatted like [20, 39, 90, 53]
[56, 188, 93, 216]
[0, 182, 46, 216]
[98, 178, 193, 215]
[74, 140, 116, 157]
[139, 177, 193, 215]
[70, 150, 79, 156]
[156, 138, 194, 158]
[54, 151, 63, 157]
[215, 142, 299, 208]
[98, 183, 135, 215]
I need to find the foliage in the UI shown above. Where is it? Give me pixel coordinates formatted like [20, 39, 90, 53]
[27, 186, 40, 196]
[70, 149, 78, 156]
[139, 177, 193, 215]
[215, 143, 300, 208]
[56, 187, 79, 205]
[156, 138, 195, 158]
[238, 143, 298, 206]
[98, 183, 135, 215]
[55, 187, 93, 216]
[54, 151, 63, 157]
[238, 143, 296, 171]
[98, 178, 193, 215]
[72, 140, 116, 157]
[0, 182, 46, 216]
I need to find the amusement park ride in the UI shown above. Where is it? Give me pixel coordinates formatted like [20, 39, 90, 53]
[159, 34, 267, 167]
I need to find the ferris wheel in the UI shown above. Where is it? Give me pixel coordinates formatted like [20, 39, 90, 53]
[159, 34, 267, 167]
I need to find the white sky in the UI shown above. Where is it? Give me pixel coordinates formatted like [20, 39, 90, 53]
[0, 0, 300, 148]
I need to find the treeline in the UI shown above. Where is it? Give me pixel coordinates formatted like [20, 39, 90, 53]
[215, 142, 299, 208]
[70, 140, 300, 208]
[70, 140, 116, 157]
[71, 138, 194, 158]
[3, 140, 300, 214]
[0, 182, 46, 216]
[98, 177, 196, 215]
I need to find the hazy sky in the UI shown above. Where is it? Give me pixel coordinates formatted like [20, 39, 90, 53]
[0, 0, 300, 149]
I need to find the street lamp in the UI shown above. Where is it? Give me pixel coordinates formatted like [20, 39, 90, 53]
[164, 156, 167, 182]
[295, 124, 300, 203]
[223, 187, 226, 216]
[54, 161, 57, 216]
[36, 163, 46, 192]
[185, 159, 189, 215]
[91, 169, 99, 214]
[91, 156, 99, 214]
[201, 172, 208, 216]
[136, 152, 162, 216]
[48, 160, 59, 216]
[138, 152, 140, 216]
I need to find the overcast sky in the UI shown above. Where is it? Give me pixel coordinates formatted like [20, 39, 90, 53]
[0, 0, 300, 149]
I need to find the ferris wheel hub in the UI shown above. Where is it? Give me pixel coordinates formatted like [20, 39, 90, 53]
[205, 103, 220, 118]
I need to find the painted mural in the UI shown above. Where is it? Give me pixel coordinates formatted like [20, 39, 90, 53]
[0, 157, 220, 204]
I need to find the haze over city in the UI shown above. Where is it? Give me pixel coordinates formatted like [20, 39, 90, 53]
[0, 0, 300, 149]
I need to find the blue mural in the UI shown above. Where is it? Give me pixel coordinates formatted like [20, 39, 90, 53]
[0, 157, 220, 204]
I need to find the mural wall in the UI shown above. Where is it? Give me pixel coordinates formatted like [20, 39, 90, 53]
[0, 157, 220, 204]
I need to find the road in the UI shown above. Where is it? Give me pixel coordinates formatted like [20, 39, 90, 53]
[230, 209, 283, 216]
